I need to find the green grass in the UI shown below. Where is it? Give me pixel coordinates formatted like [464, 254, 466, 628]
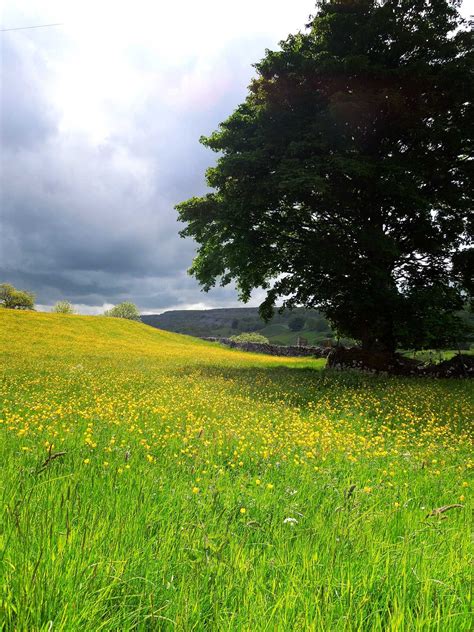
[270, 330, 328, 346]
[258, 323, 290, 337]
[0, 310, 473, 631]
[402, 348, 474, 364]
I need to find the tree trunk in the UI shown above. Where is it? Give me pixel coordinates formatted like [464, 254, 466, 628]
[360, 326, 396, 355]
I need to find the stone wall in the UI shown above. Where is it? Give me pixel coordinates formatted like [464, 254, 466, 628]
[202, 337, 331, 358]
[327, 347, 474, 378]
[204, 338, 472, 377]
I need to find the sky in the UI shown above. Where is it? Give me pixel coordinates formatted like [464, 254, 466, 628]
[1, 1, 473, 314]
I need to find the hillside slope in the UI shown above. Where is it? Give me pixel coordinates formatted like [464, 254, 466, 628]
[1, 309, 202, 357]
[0, 309, 315, 368]
[142, 306, 474, 349]
[141, 307, 334, 346]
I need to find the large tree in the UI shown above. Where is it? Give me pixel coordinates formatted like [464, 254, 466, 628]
[177, 0, 473, 352]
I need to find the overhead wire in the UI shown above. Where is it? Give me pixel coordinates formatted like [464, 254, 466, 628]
[0, 23, 63, 33]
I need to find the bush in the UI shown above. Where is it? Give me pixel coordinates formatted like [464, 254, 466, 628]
[288, 316, 306, 332]
[230, 332, 269, 344]
[104, 302, 141, 321]
[53, 300, 74, 314]
[0, 283, 35, 310]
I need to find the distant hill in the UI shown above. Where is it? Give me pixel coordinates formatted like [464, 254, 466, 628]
[141, 306, 474, 348]
[141, 307, 338, 346]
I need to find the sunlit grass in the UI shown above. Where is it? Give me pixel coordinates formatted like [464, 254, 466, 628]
[1, 310, 472, 630]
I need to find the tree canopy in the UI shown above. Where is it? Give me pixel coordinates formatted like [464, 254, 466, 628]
[0, 283, 35, 311]
[289, 316, 306, 332]
[53, 300, 74, 314]
[104, 302, 141, 321]
[177, 0, 473, 352]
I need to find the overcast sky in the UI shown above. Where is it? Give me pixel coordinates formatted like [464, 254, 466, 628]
[1, 1, 472, 314]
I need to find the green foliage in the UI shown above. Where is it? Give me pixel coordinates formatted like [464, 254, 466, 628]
[104, 301, 141, 321]
[0, 283, 35, 310]
[53, 300, 74, 314]
[457, 307, 474, 346]
[177, 0, 473, 352]
[229, 332, 270, 344]
[288, 316, 306, 332]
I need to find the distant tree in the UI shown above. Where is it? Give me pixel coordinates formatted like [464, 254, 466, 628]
[104, 302, 141, 321]
[241, 318, 259, 332]
[177, 0, 473, 353]
[53, 300, 74, 314]
[230, 332, 269, 344]
[289, 316, 306, 332]
[231, 318, 239, 329]
[0, 283, 35, 310]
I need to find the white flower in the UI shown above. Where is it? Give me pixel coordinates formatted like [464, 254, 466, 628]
[283, 517, 298, 525]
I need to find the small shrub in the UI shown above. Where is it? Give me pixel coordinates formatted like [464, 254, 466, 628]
[230, 332, 269, 344]
[53, 300, 74, 314]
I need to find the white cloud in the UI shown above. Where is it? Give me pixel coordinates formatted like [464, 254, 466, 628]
[2, 1, 313, 143]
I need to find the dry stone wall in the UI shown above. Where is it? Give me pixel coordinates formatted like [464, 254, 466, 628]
[204, 339, 473, 377]
[202, 337, 331, 358]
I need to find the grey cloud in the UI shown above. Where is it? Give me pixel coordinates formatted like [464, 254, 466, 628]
[0, 35, 57, 149]
[0, 30, 273, 312]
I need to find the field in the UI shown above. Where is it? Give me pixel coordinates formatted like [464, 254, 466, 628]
[1, 310, 473, 631]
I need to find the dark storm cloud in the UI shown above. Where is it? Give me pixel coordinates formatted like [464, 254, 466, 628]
[0, 30, 270, 312]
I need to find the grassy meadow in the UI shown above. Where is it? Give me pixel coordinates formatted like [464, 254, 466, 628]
[0, 310, 473, 631]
